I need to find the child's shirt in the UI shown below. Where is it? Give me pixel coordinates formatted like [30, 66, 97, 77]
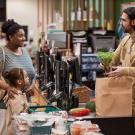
[6, 90, 28, 135]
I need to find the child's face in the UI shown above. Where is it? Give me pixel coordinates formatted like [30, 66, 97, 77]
[23, 71, 29, 85]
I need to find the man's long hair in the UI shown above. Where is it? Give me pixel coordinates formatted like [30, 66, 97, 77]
[123, 7, 135, 30]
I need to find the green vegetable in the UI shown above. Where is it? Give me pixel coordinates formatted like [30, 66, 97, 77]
[85, 101, 96, 112]
[96, 51, 113, 72]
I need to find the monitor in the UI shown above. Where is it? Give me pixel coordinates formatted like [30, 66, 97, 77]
[47, 32, 66, 49]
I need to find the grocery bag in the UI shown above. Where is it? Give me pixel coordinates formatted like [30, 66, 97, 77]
[95, 77, 133, 117]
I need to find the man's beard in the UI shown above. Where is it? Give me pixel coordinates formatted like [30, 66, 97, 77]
[122, 26, 128, 33]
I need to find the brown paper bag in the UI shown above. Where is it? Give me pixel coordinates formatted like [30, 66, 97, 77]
[95, 77, 133, 117]
[31, 81, 48, 111]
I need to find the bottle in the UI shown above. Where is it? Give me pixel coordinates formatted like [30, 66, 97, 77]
[50, 40, 55, 55]
[77, 7, 81, 21]
[71, 95, 79, 108]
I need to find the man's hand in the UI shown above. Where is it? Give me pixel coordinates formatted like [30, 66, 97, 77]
[99, 63, 105, 70]
[106, 67, 124, 77]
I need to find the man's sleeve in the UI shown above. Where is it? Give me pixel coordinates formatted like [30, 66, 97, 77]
[111, 35, 130, 66]
[111, 43, 122, 66]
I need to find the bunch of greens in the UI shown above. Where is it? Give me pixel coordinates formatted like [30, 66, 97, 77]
[85, 101, 96, 112]
[96, 51, 113, 72]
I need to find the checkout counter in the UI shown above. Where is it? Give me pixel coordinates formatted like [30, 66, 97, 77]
[12, 110, 135, 135]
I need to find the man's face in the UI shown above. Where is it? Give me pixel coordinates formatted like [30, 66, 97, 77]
[120, 12, 132, 33]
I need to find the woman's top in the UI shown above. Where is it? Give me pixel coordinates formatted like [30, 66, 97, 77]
[0, 46, 35, 83]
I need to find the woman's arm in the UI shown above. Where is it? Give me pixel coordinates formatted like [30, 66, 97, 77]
[0, 79, 18, 98]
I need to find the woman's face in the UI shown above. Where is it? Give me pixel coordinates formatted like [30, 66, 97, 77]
[10, 29, 26, 47]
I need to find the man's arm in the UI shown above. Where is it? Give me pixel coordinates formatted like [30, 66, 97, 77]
[111, 35, 130, 66]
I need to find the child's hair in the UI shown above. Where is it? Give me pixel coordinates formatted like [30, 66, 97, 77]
[3, 68, 25, 87]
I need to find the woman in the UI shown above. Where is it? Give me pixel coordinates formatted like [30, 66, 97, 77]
[0, 19, 36, 95]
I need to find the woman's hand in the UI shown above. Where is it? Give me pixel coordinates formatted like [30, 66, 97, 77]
[0, 79, 18, 99]
[7, 86, 18, 99]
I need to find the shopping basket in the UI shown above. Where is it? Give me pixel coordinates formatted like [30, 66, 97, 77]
[28, 105, 61, 113]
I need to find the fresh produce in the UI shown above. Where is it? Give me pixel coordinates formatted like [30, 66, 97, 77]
[85, 101, 96, 112]
[97, 51, 113, 65]
[96, 51, 113, 72]
[69, 108, 85, 114]
[69, 108, 90, 116]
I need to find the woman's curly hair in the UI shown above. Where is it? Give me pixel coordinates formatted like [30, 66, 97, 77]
[1, 19, 23, 40]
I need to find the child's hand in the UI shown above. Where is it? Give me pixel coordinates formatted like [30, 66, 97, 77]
[26, 84, 34, 96]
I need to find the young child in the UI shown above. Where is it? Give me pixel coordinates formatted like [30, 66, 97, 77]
[3, 68, 29, 135]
